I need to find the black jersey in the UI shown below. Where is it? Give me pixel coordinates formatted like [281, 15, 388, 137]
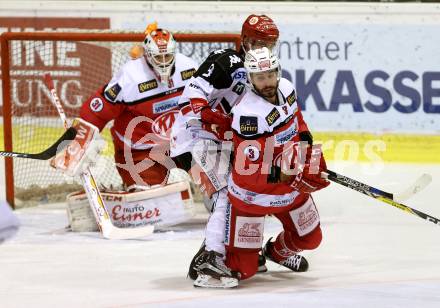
[177, 49, 246, 115]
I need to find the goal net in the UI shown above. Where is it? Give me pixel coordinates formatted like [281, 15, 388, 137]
[0, 31, 241, 207]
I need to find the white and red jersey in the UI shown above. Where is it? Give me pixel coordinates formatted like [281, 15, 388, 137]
[228, 78, 311, 215]
[170, 49, 246, 157]
[80, 53, 197, 150]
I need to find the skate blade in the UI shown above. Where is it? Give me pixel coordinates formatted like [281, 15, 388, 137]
[257, 264, 268, 273]
[193, 274, 238, 288]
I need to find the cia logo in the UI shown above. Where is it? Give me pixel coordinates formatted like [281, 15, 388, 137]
[202, 63, 215, 78]
[90, 97, 104, 112]
[244, 145, 260, 161]
[249, 17, 259, 25]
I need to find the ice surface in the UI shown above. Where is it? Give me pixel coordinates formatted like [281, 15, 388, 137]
[1, 162, 440, 307]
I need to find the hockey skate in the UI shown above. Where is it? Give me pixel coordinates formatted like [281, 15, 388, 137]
[192, 250, 239, 288]
[257, 253, 268, 273]
[263, 238, 309, 272]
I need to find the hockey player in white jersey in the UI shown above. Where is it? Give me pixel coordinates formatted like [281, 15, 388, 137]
[169, 14, 284, 287]
[52, 25, 198, 231]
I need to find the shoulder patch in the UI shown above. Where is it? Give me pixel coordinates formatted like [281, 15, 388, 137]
[104, 83, 121, 101]
[265, 108, 281, 126]
[138, 79, 158, 93]
[286, 91, 297, 106]
[239, 116, 258, 136]
[181, 68, 196, 81]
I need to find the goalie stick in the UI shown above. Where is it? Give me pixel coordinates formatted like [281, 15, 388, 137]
[44, 73, 154, 239]
[0, 127, 76, 160]
[324, 169, 439, 227]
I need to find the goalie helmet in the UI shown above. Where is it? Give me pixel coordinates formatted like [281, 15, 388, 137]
[241, 14, 279, 53]
[143, 28, 177, 85]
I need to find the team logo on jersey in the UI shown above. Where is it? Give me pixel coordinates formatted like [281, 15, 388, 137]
[180, 68, 196, 80]
[138, 79, 158, 93]
[152, 110, 179, 140]
[89, 97, 104, 112]
[286, 92, 297, 106]
[239, 116, 258, 136]
[232, 82, 245, 95]
[244, 145, 260, 161]
[214, 49, 226, 55]
[265, 108, 280, 126]
[104, 83, 121, 101]
[153, 98, 179, 114]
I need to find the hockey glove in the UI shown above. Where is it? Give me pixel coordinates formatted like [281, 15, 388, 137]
[290, 144, 330, 194]
[50, 118, 106, 177]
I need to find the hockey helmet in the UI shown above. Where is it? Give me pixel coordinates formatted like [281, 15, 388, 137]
[144, 28, 177, 85]
[244, 47, 281, 91]
[241, 14, 279, 52]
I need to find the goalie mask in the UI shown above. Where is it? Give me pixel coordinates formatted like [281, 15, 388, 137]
[241, 14, 279, 53]
[144, 28, 177, 85]
[244, 47, 281, 100]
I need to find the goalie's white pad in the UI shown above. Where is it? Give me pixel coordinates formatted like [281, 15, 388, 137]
[50, 118, 105, 177]
[66, 181, 195, 232]
[0, 201, 20, 243]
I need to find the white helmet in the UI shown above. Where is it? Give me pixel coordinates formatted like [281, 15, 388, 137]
[143, 28, 177, 85]
[244, 47, 280, 87]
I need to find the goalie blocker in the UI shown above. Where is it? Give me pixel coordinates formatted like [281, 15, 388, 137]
[66, 181, 195, 232]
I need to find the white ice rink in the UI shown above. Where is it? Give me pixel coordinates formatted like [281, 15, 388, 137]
[1, 162, 440, 308]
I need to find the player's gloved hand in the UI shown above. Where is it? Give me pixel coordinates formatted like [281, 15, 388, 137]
[50, 118, 106, 177]
[290, 144, 330, 194]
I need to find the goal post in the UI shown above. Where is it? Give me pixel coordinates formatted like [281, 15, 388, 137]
[1, 31, 241, 208]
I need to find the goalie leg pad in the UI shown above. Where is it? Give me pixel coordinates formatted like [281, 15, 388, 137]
[67, 181, 194, 231]
[224, 203, 265, 280]
[0, 202, 20, 243]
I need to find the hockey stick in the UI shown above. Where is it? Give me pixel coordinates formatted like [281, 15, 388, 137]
[324, 169, 439, 226]
[0, 127, 76, 160]
[44, 74, 154, 239]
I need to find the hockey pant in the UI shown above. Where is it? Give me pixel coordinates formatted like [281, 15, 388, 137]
[225, 195, 322, 280]
[113, 145, 171, 187]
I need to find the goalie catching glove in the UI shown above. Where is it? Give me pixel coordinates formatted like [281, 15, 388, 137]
[50, 118, 106, 177]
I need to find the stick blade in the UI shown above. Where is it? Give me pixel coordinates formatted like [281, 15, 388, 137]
[394, 173, 432, 202]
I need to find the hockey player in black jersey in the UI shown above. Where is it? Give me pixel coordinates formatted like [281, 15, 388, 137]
[170, 14, 280, 288]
